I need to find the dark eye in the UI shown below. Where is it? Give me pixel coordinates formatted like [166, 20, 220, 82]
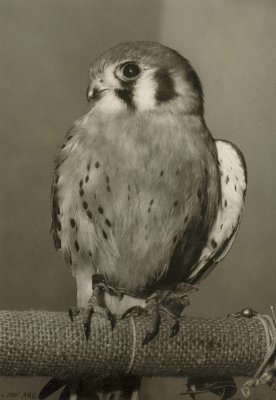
[121, 63, 141, 79]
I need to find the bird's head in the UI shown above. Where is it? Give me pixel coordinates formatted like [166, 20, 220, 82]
[87, 42, 204, 115]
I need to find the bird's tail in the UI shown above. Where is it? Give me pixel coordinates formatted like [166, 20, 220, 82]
[40, 377, 141, 400]
[70, 376, 141, 400]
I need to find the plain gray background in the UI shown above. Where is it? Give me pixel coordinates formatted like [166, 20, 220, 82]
[0, 0, 275, 399]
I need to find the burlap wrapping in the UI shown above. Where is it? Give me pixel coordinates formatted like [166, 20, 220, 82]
[0, 311, 266, 379]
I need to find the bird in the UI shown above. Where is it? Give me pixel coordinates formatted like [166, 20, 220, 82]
[40, 41, 247, 400]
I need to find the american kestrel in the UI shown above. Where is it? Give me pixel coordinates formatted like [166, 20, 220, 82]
[43, 42, 246, 400]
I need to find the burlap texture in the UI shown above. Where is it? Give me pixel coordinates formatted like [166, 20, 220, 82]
[0, 311, 266, 379]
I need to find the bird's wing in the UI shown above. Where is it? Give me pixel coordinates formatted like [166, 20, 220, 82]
[187, 139, 247, 283]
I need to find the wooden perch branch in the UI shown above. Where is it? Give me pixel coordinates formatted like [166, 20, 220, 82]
[0, 310, 266, 379]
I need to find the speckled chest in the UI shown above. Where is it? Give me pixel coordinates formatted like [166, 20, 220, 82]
[53, 110, 219, 288]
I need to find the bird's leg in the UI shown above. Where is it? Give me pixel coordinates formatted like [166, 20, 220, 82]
[158, 282, 197, 338]
[84, 279, 116, 340]
[68, 274, 116, 340]
[159, 293, 188, 338]
[122, 283, 196, 345]
[84, 285, 116, 340]
[120, 293, 160, 345]
[142, 293, 162, 345]
[68, 307, 80, 322]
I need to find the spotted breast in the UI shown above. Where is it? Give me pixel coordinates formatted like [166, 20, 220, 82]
[51, 108, 220, 295]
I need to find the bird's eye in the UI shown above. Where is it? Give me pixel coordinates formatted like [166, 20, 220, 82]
[121, 63, 141, 80]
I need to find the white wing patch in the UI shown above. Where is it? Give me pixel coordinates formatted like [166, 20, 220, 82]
[187, 140, 247, 282]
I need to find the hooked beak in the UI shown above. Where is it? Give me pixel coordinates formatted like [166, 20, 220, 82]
[86, 83, 108, 102]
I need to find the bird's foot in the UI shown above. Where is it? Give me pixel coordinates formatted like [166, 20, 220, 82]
[120, 294, 160, 345]
[122, 283, 196, 345]
[142, 293, 162, 345]
[68, 306, 81, 322]
[157, 282, 196, 338]
[121, 305, 148, 319]
[83, 285, 116, 340]
[68, 285, 115, 340]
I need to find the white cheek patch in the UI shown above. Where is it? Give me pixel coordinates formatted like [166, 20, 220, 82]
[103, 65, 119, 88]
[133, 70, 157, 111]
[93, 90, 127, 113]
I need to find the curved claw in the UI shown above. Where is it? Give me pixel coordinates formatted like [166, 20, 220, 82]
[142, 311, 161, 346]
[84, 306, 94, 340]
[68, 307, 80, 322]
[108, 311, 116, 330]
[121, 305, 148, 320]
[170, 319, 180, 338]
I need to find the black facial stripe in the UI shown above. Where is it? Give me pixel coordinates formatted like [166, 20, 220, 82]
[115, 88, 134, 109]
[154, 69, 177, 103]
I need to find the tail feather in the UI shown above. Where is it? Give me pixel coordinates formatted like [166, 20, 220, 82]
[38, 378, 66, 400]
[79, 376, 141, 400]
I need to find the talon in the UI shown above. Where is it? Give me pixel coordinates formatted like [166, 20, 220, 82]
[68, 307, 80, 322]
[108, 311, 116, 330]
[84, 306, 94, 340]
[121, 305, 147, 320]
[170, 319, 180, 338]
[142, 311, 161, 346]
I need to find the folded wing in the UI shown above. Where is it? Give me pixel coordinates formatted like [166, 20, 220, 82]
[187, 139, 247, 283]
